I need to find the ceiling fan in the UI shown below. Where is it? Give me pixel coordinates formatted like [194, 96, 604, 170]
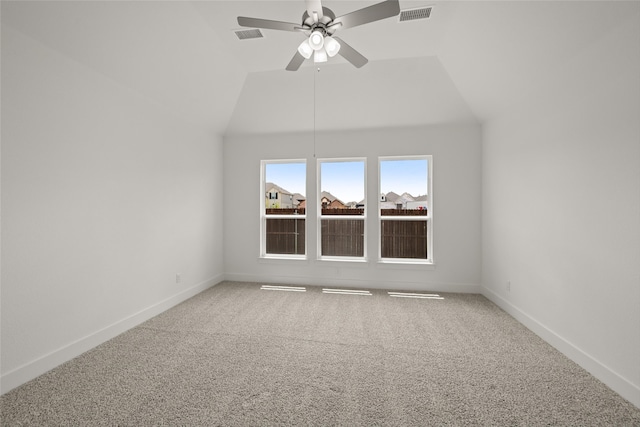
[237, 0, 401, 71]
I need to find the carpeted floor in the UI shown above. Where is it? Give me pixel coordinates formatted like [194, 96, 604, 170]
[2, 281, 639, 425]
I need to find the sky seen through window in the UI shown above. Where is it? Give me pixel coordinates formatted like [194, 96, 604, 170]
[265, 159, 427, 204]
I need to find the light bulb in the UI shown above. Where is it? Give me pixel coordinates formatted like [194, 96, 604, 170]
[313, 48, 328, 63]
[324, 37, 341, 57]
[297, 39, 313, 59]
[309, 30, 324, 51]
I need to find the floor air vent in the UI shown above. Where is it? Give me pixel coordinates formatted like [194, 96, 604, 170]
[399, 6, 433, 22]
[234, 28, 264, 40]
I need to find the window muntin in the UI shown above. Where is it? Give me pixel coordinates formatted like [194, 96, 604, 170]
[261, 160, 306, 258]
[318, 159, 366, 260]
[379, 156, 432, 263]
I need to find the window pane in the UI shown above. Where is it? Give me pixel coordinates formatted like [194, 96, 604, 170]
[381, 219, 427, 259]
[263, 161, 306, 257]
[320, 161, 365, 214]
[379, 159, 428, 215]
[265, 162, 306, 214]
[266, 218, 305, 255]
[319, 160, 366, 258]
[321, 219, 364, 257]
[379, 158, 429, 260]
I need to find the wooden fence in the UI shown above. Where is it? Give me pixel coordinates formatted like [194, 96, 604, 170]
[381, 208, 428, 217]
[381, 220, 427, 259]
[265, 218, 305, 255]
[266, 208, 306, 215]
[320, 218, 364, 257]
[380, 209, 428, 259]
[265, 208, 428, 258]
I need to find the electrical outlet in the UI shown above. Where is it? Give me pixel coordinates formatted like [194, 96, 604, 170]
[506, 281, 511, 292]
[176, 273, 181, 284]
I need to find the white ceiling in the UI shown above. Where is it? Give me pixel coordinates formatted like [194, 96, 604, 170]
[2, 1, 637, 135]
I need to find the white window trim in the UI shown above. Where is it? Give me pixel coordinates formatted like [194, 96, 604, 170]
[317, 157, 367, 262]
[378, 155, 433, 265]
[260, 159, 307, 259]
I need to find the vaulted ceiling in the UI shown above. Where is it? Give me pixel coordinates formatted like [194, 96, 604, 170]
[2, 1, 635, 135]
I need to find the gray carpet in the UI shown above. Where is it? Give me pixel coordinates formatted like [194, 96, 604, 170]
[2, 281, 639, 426]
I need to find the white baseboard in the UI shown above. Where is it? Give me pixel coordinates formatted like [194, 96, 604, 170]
[224, 272, 480, 293]
[0, 275, 222, 396]
[481, 285, 640, 409]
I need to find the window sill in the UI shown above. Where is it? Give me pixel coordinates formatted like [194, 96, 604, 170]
[377, 259, 435, 270]
[317, 257, 368, 265]
[259, 255, 308, 264]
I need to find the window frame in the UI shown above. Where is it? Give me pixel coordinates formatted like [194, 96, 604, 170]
[378, 155, 433, 265]
[317, 157, 368, 262]
[260, 159, 307, 260]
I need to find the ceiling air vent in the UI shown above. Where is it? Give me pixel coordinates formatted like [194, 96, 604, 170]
[399, 6, 433, 22]
[234, 28, 264, 40]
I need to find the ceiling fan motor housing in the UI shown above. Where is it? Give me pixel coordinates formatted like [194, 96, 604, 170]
[302, 6, 336, 31]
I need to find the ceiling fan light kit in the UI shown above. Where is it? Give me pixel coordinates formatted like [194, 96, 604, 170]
[299, 34, 340, 62]
[237, 0, 401, 71]
[309, 30, 325, 50]
[314, 49, 328, 63]
[298, 39, 313, 59]
[324, 36, 340, 57]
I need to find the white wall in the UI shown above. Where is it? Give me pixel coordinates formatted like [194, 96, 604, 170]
[224, 124, 482, 292]
[225, 57, 477, 135]
[1, 27, 224, 393]
[480, 10, 640, 407]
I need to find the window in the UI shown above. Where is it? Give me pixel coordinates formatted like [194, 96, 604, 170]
[260, 156, 431, 263]
[318, 159, 366, 260]
[379, 156, 432, 263]
[260, 160, 306, 258]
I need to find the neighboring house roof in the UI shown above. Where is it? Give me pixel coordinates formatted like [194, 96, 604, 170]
[384, 191, 427, 203]
[265, 182, 293, 196]
[384, 191, 400, 203]
[396, 196, 412, 206]
[320, 191, 344, 206]
[380, 192, 427, 209]
[327, 199, 345, 209]
[266, 186, 423, 208]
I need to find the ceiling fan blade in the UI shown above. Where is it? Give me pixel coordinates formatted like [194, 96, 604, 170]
[305, 0, 324, 21]
[286, 51, 306, 71]
[237, 16, 304, 32]
[332, 0, 400, 30]
[333, 37, 368, 68]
